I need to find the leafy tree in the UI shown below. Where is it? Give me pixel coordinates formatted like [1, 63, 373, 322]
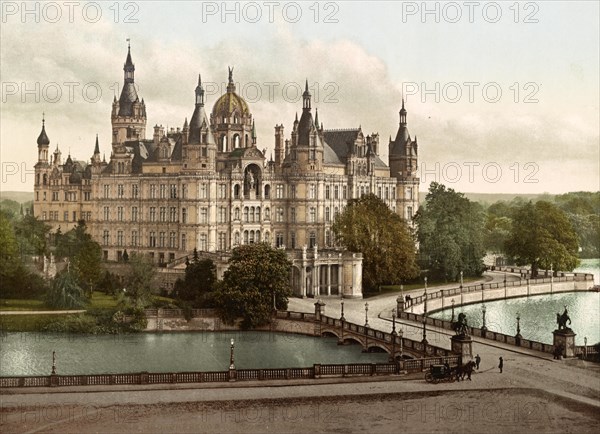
[332, 193, 419, 292]
[0, 212, 48, 299]
[14, 214, 50, 256]
[505, 201, 580, 277]
[414, 182, 486, 281]
[98, 270, 122, 295]
[46, 270, 88, 309]
[124, 254, 156, 308]
[55, 221, 102, 292]
[215, 243, 292, 329]
[173, 257, 218, 307]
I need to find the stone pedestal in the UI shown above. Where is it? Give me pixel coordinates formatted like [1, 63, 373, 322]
[553, 329, 576, 358]
[451, 334, 473, 360]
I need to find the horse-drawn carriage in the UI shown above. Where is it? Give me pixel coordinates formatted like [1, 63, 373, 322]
[425, 364, 455, 383]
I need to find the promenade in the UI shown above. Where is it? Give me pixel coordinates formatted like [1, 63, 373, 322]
[1, 271, 599, 433]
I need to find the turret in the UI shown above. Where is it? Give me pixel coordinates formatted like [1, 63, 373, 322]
[36, 115, 50, 164]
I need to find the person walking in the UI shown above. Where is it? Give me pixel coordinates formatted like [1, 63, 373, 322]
[498, 356, 503, 373]
[475, 354, 481, 370]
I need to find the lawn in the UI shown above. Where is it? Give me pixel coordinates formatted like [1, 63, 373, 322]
[0, 299, 47, 311]
[369, 276, 482, 298]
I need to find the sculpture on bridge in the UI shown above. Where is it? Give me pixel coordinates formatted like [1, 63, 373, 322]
[452, 312, 469, 337]
[556, 306, 572, 331]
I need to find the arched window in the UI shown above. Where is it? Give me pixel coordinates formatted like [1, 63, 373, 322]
[234, 184, 240, 198]
[245, 134, 249, 147]
[250, 207, 255, 223]
[249, 231, 255, 244]
[220, 134, 227, 152]
[325, 207, 330, 222]
[256, 230, 261, 242]
[256, 207, 261, 222]
[42, 174, 47, 185]
[264, 184, 271, 198]
[244, 207, 249, 223]
[233, 134, 240, 148]
[243, 230, 249, 244]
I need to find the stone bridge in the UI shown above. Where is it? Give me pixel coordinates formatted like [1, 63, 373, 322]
[274, 309, 459, 362]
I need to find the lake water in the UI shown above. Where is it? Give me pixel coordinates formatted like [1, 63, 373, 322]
[430, 291, 599, 345]
[0, 331, 388, 377]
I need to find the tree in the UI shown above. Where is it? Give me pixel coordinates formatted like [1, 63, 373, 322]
[14, 214, 50, 256]
[124, 254, 156, 308]
[173, 257, 217, 307]
[0, 211, 48, 299]
[332, 194, 419, 292]
[55, 221, 102, 292]
[215, 243, 292, 329]
[505, 201, 580, 277]
[414, 182, 486, 281]
[46, 270, 88, 309]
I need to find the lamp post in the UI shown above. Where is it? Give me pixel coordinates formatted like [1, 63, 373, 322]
[451, 299, 455, 323]
[481, 304, 488, 335]
[504, 271, 507, 299]
[51, 350, 56, 375]
[423, 277, 428, 315]
[584, 337, 588, 359]
[550, 263, 554, 294]
[229, 338, 235, 370]
[399, 327, 404, 359]
[391, 309, 397, 363]
[460, 271, 464, 306]
[340, 300, 345, 321]
[364, 302, 369, 327]
[515, 312, 522, 344]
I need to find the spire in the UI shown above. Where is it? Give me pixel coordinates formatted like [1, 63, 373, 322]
[227, 66, 235, 93]
[123, 40, 135, 82]
[183, 117, 188, 129]
[195, 74, 205, 106]
[302, 79, 311, 111]
[400, 98, 407, 126]
[252, 120, 257, 145]
[295, 112, 299, 123]
[37, 115, 50, 146]
[94, 134, 100, 154]
[314, 108, 319, 129]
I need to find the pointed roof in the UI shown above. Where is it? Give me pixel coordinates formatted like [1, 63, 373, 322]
[37, 116, 50, 146]
[94, 134, 100, 154]
[118, 44, 140, 116]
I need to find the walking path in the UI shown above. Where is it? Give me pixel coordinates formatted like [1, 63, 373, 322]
[0, 310, 86, 316]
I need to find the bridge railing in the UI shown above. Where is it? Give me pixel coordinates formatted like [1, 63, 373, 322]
[0, 354, 462, 388]
[404, 269, 594, 310]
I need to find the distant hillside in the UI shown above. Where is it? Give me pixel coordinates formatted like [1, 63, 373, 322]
[0, 191, 33, 203]
[418, 191, 555, 205]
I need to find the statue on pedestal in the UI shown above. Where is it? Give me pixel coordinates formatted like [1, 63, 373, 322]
[556, 306, 572, 332]
[452, 312, 469, 337]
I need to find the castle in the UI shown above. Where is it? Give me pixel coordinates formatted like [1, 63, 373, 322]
[33, 45, 420, 298]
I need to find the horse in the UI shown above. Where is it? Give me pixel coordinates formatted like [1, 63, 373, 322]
[452, 312, 469, 336]
[556, 308, 572, 330]
[455, 361, 476, 381]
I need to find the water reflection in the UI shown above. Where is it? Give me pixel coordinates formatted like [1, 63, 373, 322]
[0, 331, 388, 377]
[430, 292, 599, 345]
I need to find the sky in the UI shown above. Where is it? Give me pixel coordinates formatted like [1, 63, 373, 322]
[1, 1, 598, 194]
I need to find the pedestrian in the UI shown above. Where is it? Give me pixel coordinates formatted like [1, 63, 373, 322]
[475, 354, 481, 370]
[498, 356, 503, 373]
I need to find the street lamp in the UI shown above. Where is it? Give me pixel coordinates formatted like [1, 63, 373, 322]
[364, 302, 369, 327]
[451, 299, 455, 322]
[422, 316, 428, 344]
[460, 271, 464, 305]
[399, 327, 404, 359]
[391, 309, 397, 363]
[229, 338, 235, 370]
[51, 350, 56, 375]
[423, 277, 428, 316]
[340, 300, 345, 321]
[550, 263, 554, 294]
[516, 312, 522, 340]
[481, 304, 488, 333]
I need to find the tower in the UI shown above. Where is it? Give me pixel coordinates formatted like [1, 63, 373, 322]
[388, 99, 419, 221]
[210, 67, 253, 154]
[36, 115, 50, 165]
[111, 43, 147, 146]
[285, 81, 323, 171]
[184, 74, 217, 171]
